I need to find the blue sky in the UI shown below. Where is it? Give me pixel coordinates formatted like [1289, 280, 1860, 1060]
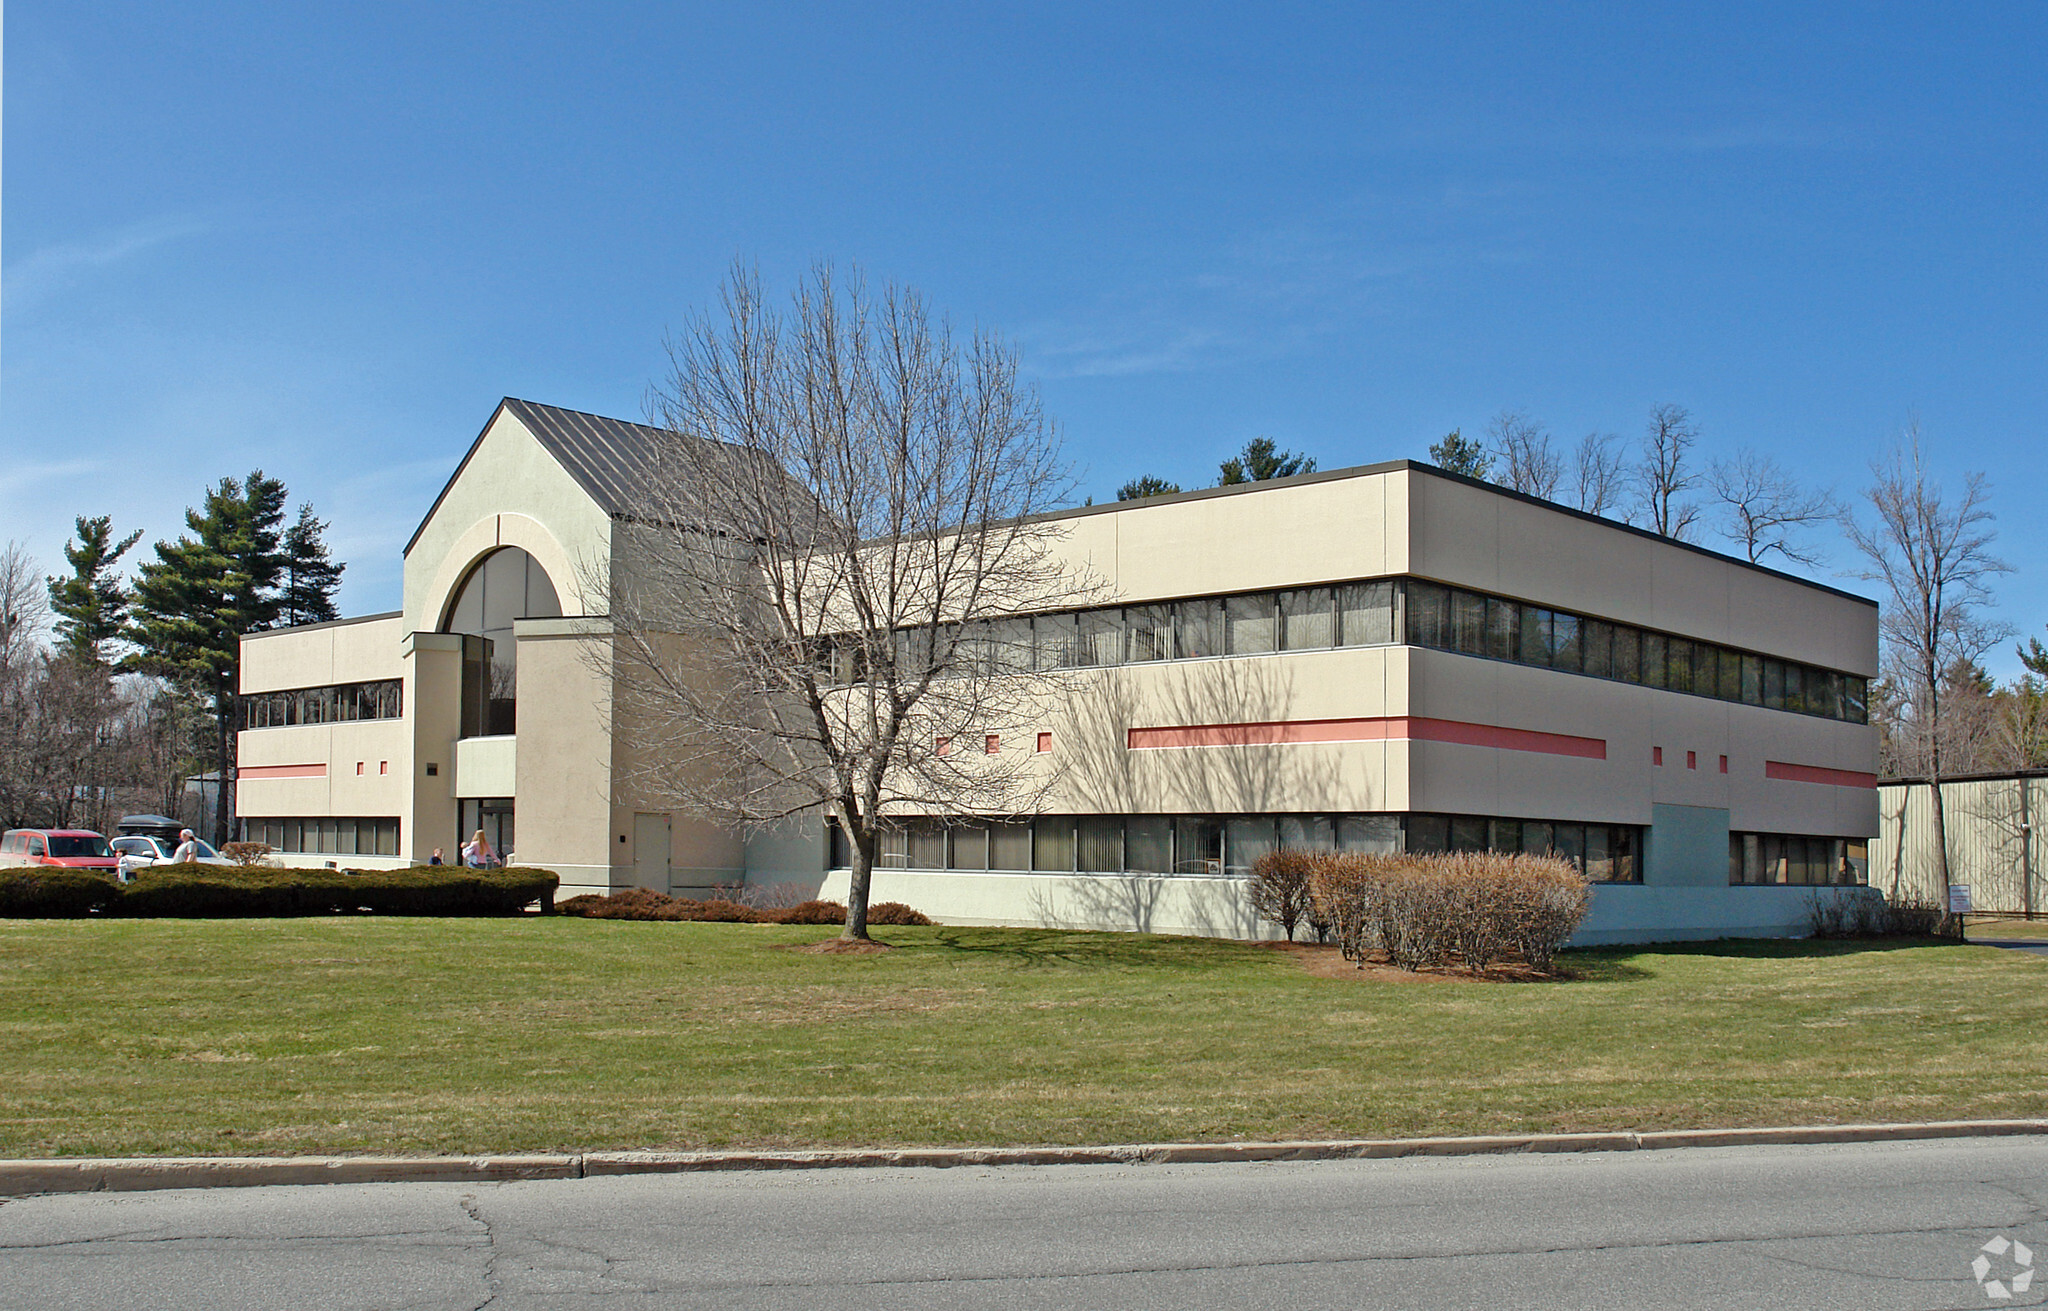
[5, 3, 2046, 671]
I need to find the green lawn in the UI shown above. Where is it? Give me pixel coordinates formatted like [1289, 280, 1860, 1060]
[2, 919, 2044, 1158]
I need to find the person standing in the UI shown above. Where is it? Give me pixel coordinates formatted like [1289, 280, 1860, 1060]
[169, 829, 203, 863]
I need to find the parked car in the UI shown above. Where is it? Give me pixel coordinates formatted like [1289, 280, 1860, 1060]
[0, 829, 121, 876]
[109, 834, 224, 881]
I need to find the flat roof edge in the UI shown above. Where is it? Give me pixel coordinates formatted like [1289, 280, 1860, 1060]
[241, 611, 403, 642]
[1043, 459, 1877, 609]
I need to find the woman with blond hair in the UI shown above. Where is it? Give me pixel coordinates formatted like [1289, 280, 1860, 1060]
[461, 829, 499, 869]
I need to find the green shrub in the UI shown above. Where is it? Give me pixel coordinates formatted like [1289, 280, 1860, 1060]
[111, 865, 557, 918]
[0, 870, 121, 918]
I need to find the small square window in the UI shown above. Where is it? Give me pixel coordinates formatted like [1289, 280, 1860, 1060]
[378, 761, 389, 775]
[1652, 746, 1664, 766]
[1719, 754, 1729, 774]
[356, 762, 365, 775]
[936, 736, 952, 756]
[1036, 732, 1053, 754]
[984, 734, 1000, 755]
[426, 763, 439, 777]
[1686, 751, 1697, 770]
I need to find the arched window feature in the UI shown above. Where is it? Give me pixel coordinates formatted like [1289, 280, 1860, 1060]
[442, 547, 562, 737]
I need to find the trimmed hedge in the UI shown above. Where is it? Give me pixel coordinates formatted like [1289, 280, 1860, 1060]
[0, 870, 120, 918]
[556, 891, 935, 926]
[0, 865, 558, 918]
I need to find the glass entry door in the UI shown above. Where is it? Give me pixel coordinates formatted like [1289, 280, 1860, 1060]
[458, 798, 515, 866]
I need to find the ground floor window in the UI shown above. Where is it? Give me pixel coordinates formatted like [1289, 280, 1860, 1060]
[1729, 833, 1867, 885]
[840, 812, 1642, 882]
[240, 816, 401, 857]
[459, 798, 515, 866]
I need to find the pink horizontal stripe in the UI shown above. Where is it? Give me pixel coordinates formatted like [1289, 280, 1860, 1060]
[1127, 716, 1607, 761]
[239, 763, 328, 780]
[1765, 760, 1877, 789]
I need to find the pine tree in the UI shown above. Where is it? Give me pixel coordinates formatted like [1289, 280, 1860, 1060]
[281, 503, 345, 625]
[46, 515, 143, 666]
[128, 471, 291, 844]
[1116, 474, 1182, 501]
[1217, 436, 1315, 485]
[1428, 429, 1493, 480]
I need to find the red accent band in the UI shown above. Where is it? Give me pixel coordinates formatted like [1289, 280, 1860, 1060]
[239, 763, 328, 780]
[1765, 760, 1877, 789]
[1126, 716, 1607, 760]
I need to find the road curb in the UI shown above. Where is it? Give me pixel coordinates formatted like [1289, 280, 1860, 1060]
[4, 1120, 2043, 1197]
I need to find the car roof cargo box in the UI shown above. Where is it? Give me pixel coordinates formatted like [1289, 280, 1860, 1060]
[117, 815, 184, 841]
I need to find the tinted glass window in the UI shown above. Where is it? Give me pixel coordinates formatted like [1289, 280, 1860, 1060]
[1176, 599, 1224, 659]
[1485, 597, 1520, 662]
[1406, 582, 1450, 648]
[1278, 589, 1335, 651]
[47, 835, 112, 858]
[1224, 593, 1277, 655]
[1551, 614, 1582, 672]
[1611, 626, 1642, 683]
[1666, 638, 1693, 694]
[1451, 590, 1488, 655]
[1641, 633, 1667, 689]
[1581, 620, 1612, 678]
[1338, 581, 1395, 646]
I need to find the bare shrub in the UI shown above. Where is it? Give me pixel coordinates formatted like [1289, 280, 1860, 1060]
[1247, 849, 1317, 941]
[220, 842, 274, 867]
[1293, 849, 1590, 974]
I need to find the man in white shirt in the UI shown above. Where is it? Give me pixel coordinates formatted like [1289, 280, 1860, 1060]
[169, 830, 203, 863]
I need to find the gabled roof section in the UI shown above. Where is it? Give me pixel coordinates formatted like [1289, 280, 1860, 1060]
[404, 398, 671, 555]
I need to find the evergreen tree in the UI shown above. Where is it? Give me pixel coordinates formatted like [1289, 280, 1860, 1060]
[1217, 436, 1315, 485]
[1428, 428, 1493, 480]
[1116, 474, 1182, 501]
[128, 471, 290, 844]
[46, 515, 142, 665]
[281, 503, 345, 625]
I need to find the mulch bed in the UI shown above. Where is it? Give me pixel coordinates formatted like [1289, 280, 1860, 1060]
[1257, 940, 1560, 983]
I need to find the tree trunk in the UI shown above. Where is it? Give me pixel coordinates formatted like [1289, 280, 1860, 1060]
[842, 841, 874, 941]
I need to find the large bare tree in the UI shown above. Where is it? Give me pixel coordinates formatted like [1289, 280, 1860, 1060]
[607, 264, 1093, 941]
[1707, 449, 1837, 567]
[1845, 429, 2012, 900]
[1569, 431, 1627, 516]
[1487, 408, 1561, 499]
[1631, 403, 1702, 539]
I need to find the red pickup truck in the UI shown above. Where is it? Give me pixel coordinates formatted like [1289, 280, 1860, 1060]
[0, 829, 121, 874]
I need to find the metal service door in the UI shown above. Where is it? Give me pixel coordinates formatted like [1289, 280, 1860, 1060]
[634, 812, 672, 893]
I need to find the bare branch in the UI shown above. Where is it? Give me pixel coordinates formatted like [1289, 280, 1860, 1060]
[1631, 403, 1702, 540]
[1707, 449, 1837, 567]
[1569, 432, 1626, 517]
[604, 261, 1096, 939]
[1486, 408, 1560, 500]
[1843, 422, 2013, 887]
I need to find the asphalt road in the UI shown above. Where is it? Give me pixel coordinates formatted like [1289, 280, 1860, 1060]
[2, 1138, 2044, 1310]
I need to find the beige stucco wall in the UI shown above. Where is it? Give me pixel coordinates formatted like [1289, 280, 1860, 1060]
[402, 406, 614, 633]
[1403, 470, 1879, 674]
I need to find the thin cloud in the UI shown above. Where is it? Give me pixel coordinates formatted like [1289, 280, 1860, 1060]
[3, 216, 214, 315]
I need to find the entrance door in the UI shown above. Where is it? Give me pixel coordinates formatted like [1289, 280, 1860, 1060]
[633, 812, 672, 892]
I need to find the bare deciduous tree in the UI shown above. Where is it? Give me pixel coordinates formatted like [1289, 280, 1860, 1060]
[606, 263, 1095, 941]
[1632, 403, 1702, 539]
[1487, 408, 1560, 500]
[1569, 432, 1626, 516]
[1845, 429, 2012, 899]
[1707, 449, 1837, 568]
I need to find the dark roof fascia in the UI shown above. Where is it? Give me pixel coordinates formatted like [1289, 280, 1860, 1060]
[1034, 458, 1877, 609]
[1880, 768, 2048, 787]
[240, 610, 402, 642]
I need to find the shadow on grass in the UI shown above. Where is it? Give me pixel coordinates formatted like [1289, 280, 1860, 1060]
[910, 925, 1273, 973]
[1559, 935, 1968, 978]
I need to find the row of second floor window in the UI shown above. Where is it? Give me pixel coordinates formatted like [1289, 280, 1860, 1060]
[1729, 833, 1869, 886]
[824, 577, 1869, 726]
[242, 680, 403, 731]
[831, 811, 1643, 883]
[238, 816, 402, 858]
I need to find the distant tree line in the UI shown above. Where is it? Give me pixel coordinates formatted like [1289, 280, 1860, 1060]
[0, 474, 344, 842]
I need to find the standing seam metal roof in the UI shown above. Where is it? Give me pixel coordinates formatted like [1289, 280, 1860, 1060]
[403, 398, 670, 554]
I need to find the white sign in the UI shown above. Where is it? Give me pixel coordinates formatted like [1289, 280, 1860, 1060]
[1949, 884, 1973, 914]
